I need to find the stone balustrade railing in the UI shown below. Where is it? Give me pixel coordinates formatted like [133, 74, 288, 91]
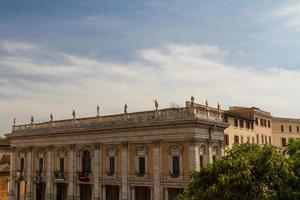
[11, 106, 223, 134]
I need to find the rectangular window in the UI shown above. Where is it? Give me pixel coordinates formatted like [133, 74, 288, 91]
[281, 125, 284, 132]
[234, 135, 239, 144]
[241, 136, 244, 144]
[251, 122, 254, 130]
[138, 157, 145, 175]
[252, 137, 255, 144]
[39, 158, 44, 172]
[224, 116, 228, 123]
[281, 138, 287, 147]
[59, 158, 65, 172]
[200, 155, 204, 169]
[268, 120, 271, 128]
[212, 155, 216, 162]
[109, 157, 115, 175]
[260, 118, 264, 126]
[256, 134, 259, 144]
[246, 121, 250, 129]
[255, 117, 258, 125]
[261, 135, 264, 144]
[234, 119, 238, 127]
[172, 156, 180, 176]
[265, 135, 268, 144]
[289, 125, 292, 132]
[224, 134, 229, 146]
[297, 126, 299, 133]
[247, 137, 250, 143]
[264, 119, 267, 127]
[240, 120, 244, 128]
[269, 136, 272, 144]
[20, 158, 25, 172]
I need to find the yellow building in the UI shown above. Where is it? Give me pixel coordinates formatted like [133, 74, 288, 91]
[6, 99, 227, 200]
[0, 138, 10, 200]
[272, 117, 300, 148]
[224, 107, 272, 148]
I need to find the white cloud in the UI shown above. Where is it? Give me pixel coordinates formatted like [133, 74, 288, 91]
[0, 42, 300, 134]
[273, 3, 300, 29]
[0, 40, 34, 54]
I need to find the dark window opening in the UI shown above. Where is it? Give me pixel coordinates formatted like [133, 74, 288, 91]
[109, 157, 115, 175]
[172, 156, 180, 177]
[138, 157, 145, 176]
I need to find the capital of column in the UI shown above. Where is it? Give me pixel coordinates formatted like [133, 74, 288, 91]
[153, 139, 161, 148]
[122, 141, 128, 148]
[93, 143, 101, 150]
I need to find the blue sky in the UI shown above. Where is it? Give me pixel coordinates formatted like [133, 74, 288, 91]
[0, 0, 300, 133]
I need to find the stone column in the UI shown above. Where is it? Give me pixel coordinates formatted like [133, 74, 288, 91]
[93, 143, 100, 200]
[131, 187, 135, 200]
[153, 140, 160, 200]
[164, 188, 168, 200]
[208, 144, 213, 164]
[26, 146, 33, 200]
[8, 147, 16, 200]
[102, 185, 106, 200]
[189, 139, 199, 171]
[121, 142, 129, 200]
[67, 145, 75, 200]
[45, 146, 53, 200]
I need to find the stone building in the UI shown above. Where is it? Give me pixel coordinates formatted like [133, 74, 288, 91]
[272, 117, 300, 148]
[224, 106, 272, 148]
[6, 100, 227, 200]
[0, 137, 10, 200]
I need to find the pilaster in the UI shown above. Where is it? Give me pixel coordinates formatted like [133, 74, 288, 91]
[26, 146, 33, 200]
[121, 141, 129, 200]
[8, 147, 15, 200]
[45, 145, 53, 200]
[67, 144, 75, 200]
[153, 140, 160, 200]
[93, 143, 101, 200]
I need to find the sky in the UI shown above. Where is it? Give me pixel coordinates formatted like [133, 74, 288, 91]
[1, 0, 300, 134]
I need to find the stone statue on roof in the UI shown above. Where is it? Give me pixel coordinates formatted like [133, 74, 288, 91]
[50, 113, 53, 122]
[72, 110, 76, 119]
[205, 100, 208, 107]
[97, 105, 100, 116]
[154, 99, 158, 110]
[124, 104, 128, 114]
[31, 116, 34, 124]
[13, 118, 16, 126]
[191, 96, 194, 107]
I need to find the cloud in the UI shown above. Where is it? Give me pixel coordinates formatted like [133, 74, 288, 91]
[0, 41, 300, 134]
[273, 3, 300, 30]
[0, 40, 34, 54]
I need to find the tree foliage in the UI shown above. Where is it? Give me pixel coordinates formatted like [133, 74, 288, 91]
[178, 143, 300, 200]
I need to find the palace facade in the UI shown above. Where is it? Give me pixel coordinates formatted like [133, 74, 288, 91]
[272, 117, 300, 148]
[6, 100, 227, 200]
[224, 106, 273, 148]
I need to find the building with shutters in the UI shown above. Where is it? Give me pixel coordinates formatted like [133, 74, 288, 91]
[6, 99, 227, 200]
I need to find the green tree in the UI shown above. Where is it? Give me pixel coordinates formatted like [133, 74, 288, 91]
[178, 143, 299, 200]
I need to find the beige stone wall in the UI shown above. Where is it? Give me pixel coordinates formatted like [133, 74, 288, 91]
[225, 117, 256, 148]
[272, 118, 300, 148]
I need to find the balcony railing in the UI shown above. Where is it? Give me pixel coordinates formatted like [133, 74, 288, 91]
[16, 171, 25, 181]
[54, 171, 67, 180]
[106, 171, 115, 176]
[11, 105, 224, 135]
[169, 171, 180, 178]
[77, 171, 91, 182]
[136, 171, 146, 177]
[35, 170, 45, 183]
